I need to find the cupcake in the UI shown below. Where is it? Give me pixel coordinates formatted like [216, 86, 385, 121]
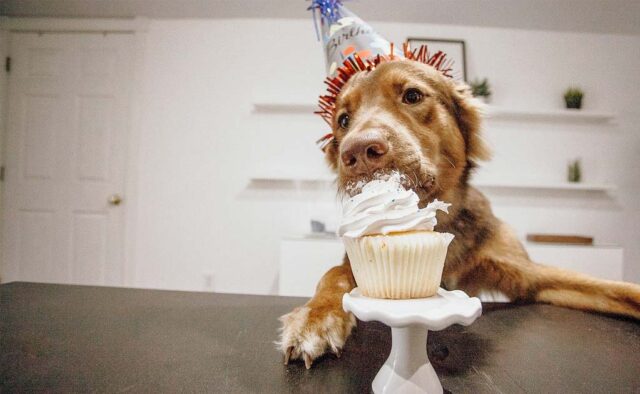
[338, 172, 454, 299]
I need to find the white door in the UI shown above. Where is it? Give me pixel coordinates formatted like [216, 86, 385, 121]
[2, 32, 133, 286]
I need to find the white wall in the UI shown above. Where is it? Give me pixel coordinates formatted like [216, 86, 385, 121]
[0, 30, 8, 276]
[131, 18, 640, 294]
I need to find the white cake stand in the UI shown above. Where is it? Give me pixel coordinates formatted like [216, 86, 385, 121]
[343, 288, 482, 394]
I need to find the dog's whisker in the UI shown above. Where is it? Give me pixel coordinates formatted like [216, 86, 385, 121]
[411, 170, 420, 189]
[445, 156, 456, 169]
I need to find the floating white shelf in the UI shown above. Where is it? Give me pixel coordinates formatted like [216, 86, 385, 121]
[485, 106, 615, 123]
[253, 103, 316, 114]
[253, 103, 616, 123]
[250, 175, 616, 193]
[472, 181, 617, 192]
[250, 175, 334, 183]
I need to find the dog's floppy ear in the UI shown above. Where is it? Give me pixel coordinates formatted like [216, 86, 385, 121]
[450, 84, 491, 162]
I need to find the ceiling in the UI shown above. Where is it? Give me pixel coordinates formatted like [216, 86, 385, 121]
[2, 0, 640, 36]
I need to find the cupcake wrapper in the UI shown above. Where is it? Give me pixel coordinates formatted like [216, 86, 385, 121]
[343, 231, 454, 299]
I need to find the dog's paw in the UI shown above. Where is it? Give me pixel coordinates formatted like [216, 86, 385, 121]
[277, 305, 356, 369]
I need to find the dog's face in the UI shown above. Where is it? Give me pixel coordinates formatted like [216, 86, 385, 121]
[325, 60, 489, 202]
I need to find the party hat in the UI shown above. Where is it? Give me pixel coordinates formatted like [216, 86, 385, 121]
[308, 0, 402, 77]
[308, 1, 455, 151]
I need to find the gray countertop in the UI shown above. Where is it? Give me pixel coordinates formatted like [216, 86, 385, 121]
[1, 282, 639, 393]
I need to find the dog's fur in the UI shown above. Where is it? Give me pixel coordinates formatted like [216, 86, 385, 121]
[279, 60, 640, 368]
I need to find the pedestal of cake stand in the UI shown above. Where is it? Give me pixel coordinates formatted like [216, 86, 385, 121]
[343, 288, 482, 394]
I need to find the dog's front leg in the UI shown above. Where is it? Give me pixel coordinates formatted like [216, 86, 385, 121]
[278, 258, 356, 369]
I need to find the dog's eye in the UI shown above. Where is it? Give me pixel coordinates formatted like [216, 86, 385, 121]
[338, 113, 350, 129]
[402, 88, 423, 104]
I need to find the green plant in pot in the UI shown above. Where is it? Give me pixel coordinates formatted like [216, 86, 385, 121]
[470, 78, 492, 103]
[567, 159, 582, 183]
[564, 87, 584, 109]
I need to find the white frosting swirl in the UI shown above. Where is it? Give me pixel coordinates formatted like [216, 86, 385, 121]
[338, 173, 451, 238]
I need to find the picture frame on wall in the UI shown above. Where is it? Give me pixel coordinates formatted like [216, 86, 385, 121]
[407, 38, 467, 82]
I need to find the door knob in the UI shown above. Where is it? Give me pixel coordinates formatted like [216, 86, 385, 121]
[108, 194, 123, 206]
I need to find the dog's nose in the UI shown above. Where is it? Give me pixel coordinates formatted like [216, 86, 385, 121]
[340, 131, 390, 175]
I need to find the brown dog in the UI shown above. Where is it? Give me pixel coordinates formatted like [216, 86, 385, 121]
[278, 59, 640, 369]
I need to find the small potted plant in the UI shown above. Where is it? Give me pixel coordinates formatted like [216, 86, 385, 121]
[470, 78, 492, 103]
[567, 159, 582, 183]
[564, 87, 584, 109]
